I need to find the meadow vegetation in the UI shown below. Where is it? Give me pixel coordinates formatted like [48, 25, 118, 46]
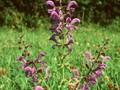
[0, 0, 120, 90]
[0, 22, 120, 90]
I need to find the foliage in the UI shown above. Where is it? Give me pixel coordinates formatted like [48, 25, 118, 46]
[0, 0, 120, 27]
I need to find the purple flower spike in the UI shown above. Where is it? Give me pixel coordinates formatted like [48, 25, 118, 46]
[50, 11, 60, 20]
[67, 1, 78, 11]
[46, 0, 55, 7]
[71, 18, 80, 25]
[34, 86, 44, 90]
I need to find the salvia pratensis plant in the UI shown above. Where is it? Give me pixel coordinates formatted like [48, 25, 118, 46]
[16, 0, 111, 90]
[46, 0, 111, 90]
[17, 34, 50, 90]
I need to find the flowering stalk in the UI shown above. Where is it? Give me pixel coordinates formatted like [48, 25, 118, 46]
[80, 39, 111, 90]
[46, 0, 80, 89]
[46, 0, 80, 53]
[17, 34, 50, 90]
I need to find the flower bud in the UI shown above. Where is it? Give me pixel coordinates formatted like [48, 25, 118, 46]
[71, 18, 80, 25]
[50, 11, 60, 20]
[46, 0, 55, 7]
[67, 1, 78, 12]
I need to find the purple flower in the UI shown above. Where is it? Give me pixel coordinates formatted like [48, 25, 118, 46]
[46, 0, 55, 7]
[87, 74, 97, 85]
[67, 1, 78, 12]
[34, 86, 44, 90]
[66, 17, 80, 30]
[94, 69, 102, 78]
[98, 63, 106, 69]
[50, 11, 60, 20]
[66, 17, 72, 23]
[24, 66, 36, 77]
[71, 18, 80, 24]
[46, 0, 55, 14]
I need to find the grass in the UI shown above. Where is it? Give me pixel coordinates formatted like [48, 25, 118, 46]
[0, 23, 120, 90]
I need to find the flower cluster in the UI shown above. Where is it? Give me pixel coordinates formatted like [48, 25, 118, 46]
[46, 0, 80, 52]
[81, 39, 111, 90]
[17, 52, 47, 82]
[67, 39, 111, 90]
[81, 55, 111, 90]
[17, 35, 50, 90]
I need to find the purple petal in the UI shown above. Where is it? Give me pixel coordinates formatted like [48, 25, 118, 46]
[94, 69, 102, 78]
[98, 63, 106, 69]
[66, 17, 72, 23]
[88, 75, 97, 85]
[66, 24, 74, 30]
[34, 86, 44, 90]
[71, 18, 80, 25]
[24, 66, 36, 77]
[24, 66, 32, 77]
[67, 1, 78, 11]
[50, 11, 60, 20]
[48, 9, 54, 14]
[46, 0, 55, 7]
[59, 10, 63, 16]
